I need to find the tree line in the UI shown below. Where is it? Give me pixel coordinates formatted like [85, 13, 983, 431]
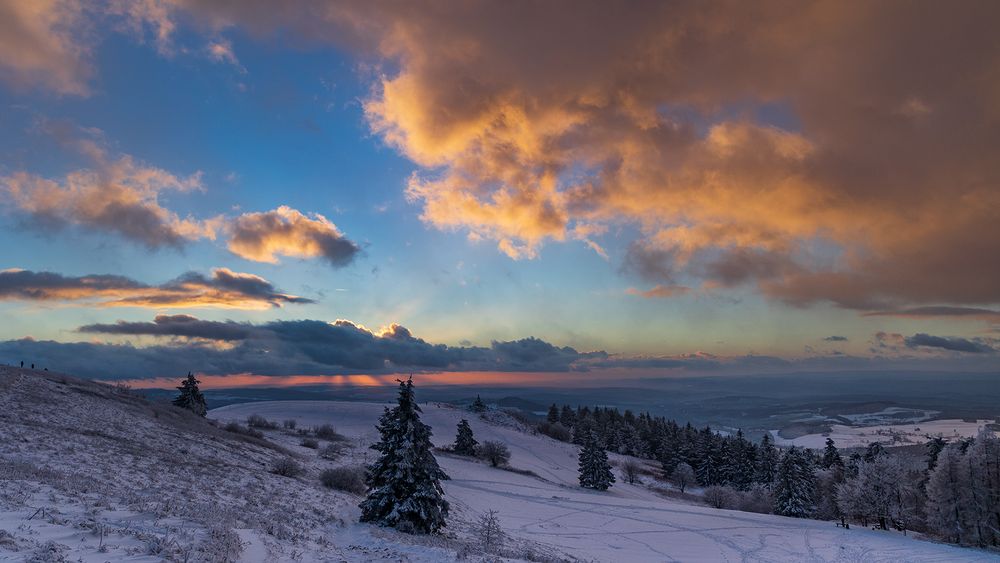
[541, 402, 1000, 548]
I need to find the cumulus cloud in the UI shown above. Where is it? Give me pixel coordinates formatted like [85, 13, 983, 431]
[0, 136, 217, 248]
[5, 2, 1000, 310]
[0, 268, 312, 309]
[0, 0, 90, 94]
[903, 333, 996, 354]
[128, 0, 1000, 311]
[227, 206, 360, 266]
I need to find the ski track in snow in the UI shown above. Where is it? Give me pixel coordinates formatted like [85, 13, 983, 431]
[214, 400, 1000, 563]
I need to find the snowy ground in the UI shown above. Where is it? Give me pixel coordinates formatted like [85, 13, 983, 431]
[772, 418, 994, 449]
[214, 400, 1000, 562]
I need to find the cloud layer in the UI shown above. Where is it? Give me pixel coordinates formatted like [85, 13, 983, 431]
[0, 268, 312, 309]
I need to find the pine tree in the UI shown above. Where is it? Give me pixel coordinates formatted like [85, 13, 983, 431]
[773, 447, 816, 518]
[926, 443, 971, 544]
[822, 437, 844, 469]
[559, 404, 577, 427]
[453, 419, 478, 456]
[578, 432, 615, 490]
[926, 436, 947, 472]
[470, 395, 487, 413]
[359, 377, 450, 534]
[864, 441, 885, 462]
[172, 372, 207, 416]
[546, 404, 560, 424]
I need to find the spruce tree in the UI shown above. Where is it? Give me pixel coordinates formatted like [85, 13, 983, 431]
[470, 395, 487, 413]
[773, 446, 816, 518]
[359, 377, 450, 534]
[453, 419, 478, 456]
[172, 372, 207, 416]
[822, 437, 844, 469]
[578, 432, 615, 490]
[756, 433, 779, 486]
[546, 404, 560, 424]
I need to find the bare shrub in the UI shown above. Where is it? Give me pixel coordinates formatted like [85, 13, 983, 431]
[703, 485, 736, 509]
[314, 424, 346, 441]
[620, 459, 641, 485]
[247, 414, 278, 429]
[320, 442, 347, 460]
[224, 421, 263, 439]
[735, 485, 773, 514]
[537, 422, 571, 442]
[300, 438, 319, 449]
[283, 419, 297, 430]
[474, 509, 505, 554]
[271, 457, 303, 478]
[478, 441, 511, 467]
[319, 466, 366, 494]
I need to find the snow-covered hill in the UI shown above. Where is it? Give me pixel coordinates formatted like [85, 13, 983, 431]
[214, 400, 1000, 562]
[1, 366, 996, 562]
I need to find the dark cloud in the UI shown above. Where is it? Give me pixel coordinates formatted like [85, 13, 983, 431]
[0, 268, 312, 309]
[904, 333, 996, 354]
[823, 336, 848, 342]
[864, 307, 1000, 322]
[51, 316, 604, 377]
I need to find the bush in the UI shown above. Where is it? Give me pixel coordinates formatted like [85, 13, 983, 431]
[320, 442, 346, 460]
[670, 462, 696, 493]
[319, 466, 366, 494]
[620, 459, 641, 485]
[247, 414, 278, 429]
[703, 485, 736, 509]
[283, 419, 297, 430]
[314, 424, 346, 441]
[300, 438, 319, 449]
[538, 422, 572, 442]
[224, 421, 263, 439]
[478, 441, 511, 467]
[735, 485, 773, 514]
[271, 457, 303, 477]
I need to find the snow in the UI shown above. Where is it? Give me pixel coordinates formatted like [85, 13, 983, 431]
[214, 400, 1000, 562]
[772, 419, 994, 449]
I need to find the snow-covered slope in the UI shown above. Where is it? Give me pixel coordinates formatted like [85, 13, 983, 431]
[0, 368, 469, 562]
[213, 400, 1000, 563]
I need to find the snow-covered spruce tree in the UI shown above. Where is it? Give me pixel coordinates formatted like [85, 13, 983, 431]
[546, 404, 560, 424]
[756, 433, 779, 487]
[470, 395, 487, 413]
[773, 446, 816, 518]
[821, 438, 844, 470]
[453, 419, 478, 456]
[172, 372, 207, 416]
[359, 377, 450, 534]
[578, 432, 615, 490]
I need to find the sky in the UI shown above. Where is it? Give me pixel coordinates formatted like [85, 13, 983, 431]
[0, 0, 998, 383]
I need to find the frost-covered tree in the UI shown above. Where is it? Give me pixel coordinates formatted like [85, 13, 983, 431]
[756, 433, 779, 487]
[964, 429, 1000, 547]
[821, 438, 843, 469]
[773, 447, 815, 518]
[579, 433, 615, 490]
[926, 436, 948, 472]
[474, 509, 505, 554]
[172, 372, 206, 416]
[453, 419, 478, 456]
[837, 455, 908, 530]
[470, 395, 487, 413]
[864, 441, 885, 463]
[478, 440, 511, 467]
[671, 462, 696, 493]
[359, 377, 450, 534]
[926, 443, 972, 544]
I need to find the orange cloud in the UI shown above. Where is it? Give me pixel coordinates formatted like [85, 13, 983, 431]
[10, 1, 1000, 309]
[0, 0, 89, 94]
[1, 137, 218, 248]
[0, 267, 313, 309]
[625, 285, 691, 299]
[227, 206, 360, 266]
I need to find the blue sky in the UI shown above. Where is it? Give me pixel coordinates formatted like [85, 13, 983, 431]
[0, 2, 997, 380]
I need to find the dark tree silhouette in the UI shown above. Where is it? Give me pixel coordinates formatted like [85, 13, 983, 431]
[172, 372, 207, 416]
[453, 419, 478, 456]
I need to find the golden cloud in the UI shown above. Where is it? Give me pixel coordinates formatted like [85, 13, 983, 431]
[227, 206, 360, 266]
